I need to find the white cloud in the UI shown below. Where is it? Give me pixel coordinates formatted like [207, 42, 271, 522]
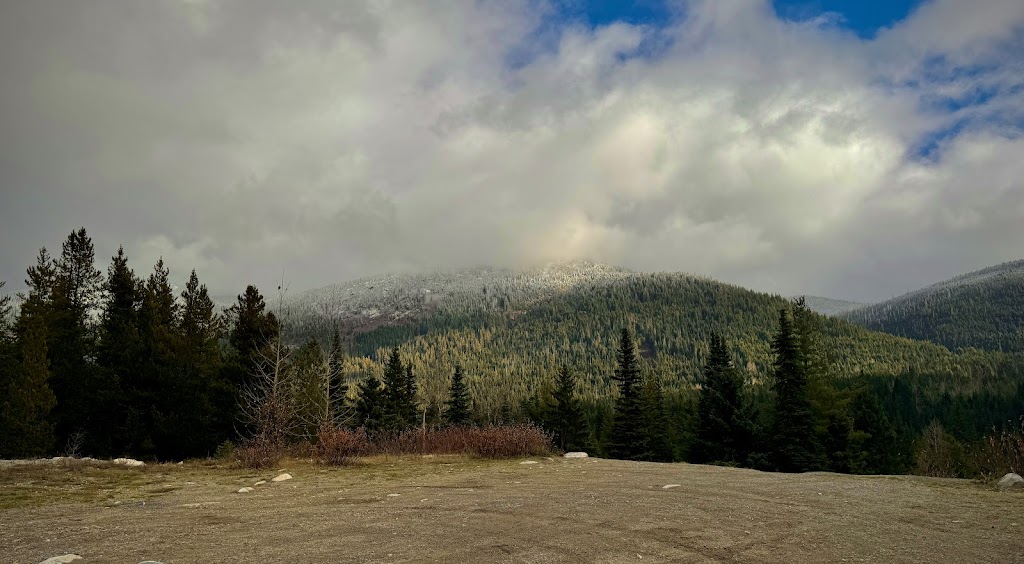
[1, 0, 1022, 302]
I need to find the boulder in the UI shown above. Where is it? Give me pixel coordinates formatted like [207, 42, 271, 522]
[272, 473, 293, 482]
[112, 458, 146, 467]
[237, 487, 254, 493]
[564, 452, 588, 458]
[39, 556, 82, 564]
[997, 473, 1023, 490]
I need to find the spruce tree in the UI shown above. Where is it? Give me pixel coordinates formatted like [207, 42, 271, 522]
[96, 247, 142, 453]
[381, 347, 409, 430]
[551, 365, 584, 451]
[403, 364, 418, 428]
[445, 364, 471, 426]
[609, 328, 644, 460]
[175, 269, 223, 456]
[354, 375, 385, 432]
[0, 314, 56, 457]
[770, 309, 823, 472]
[639, 376, 673, 461]
[222, 285, 279, 437]
[693, 332, 747, 464]
[134, 259, 180, 457]
[49, 229, 104, 453]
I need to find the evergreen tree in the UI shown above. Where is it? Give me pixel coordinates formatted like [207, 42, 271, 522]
[693, 332, 747, 464]
[381, 347, 412, 430]
[354, 375, 385, 431]
[0, 314, 56, 457]
[174, 269, 223, 456]
[49, 229, 104, 453]
[609, 328, 644, 460]
[445, 364, 471, 426]
[403, 364, 418, 427]
[222, 285, 279, 437]
[288, 337, 329, 439]
[96, 247, 142, 454]
[133, 259, 180, 457]
[550, 365, 584, 451]
[770, 309, 823, 472]
[639, 376, 673, 461]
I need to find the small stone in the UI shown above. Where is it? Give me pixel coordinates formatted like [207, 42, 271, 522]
[563, 452, 589, 458]
[139, 561, 165, 564]
[997, 472, 1024, 490]
[662, 484, 681, 490]
[237, 487, 254, 493]
[254, 480, 266, 486]
[520, 460, 539, 465]
[39, 556, 82, 564]
[112, 457, 146, 467]
[387, 493, 400, 497]
[272, 473, 293, 482]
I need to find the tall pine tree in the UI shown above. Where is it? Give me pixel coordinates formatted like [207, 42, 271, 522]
[133, 259, 180, 457]
[49, 229, 104, 453]
[693, 332, 747, 465]
[551, 365, 584, 452]
[174, 269, 223, 457]
[770, 309, 823, 472]
[96, 247, 142, 454]
[381, 347, 414, 430]
[354, 374, 385, 432]
[0, 314, 56, 457]
[445, 365, 471, 426]
[639, 376, 673, 461]
[609, 328, 644, 460]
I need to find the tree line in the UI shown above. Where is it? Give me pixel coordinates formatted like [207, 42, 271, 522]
[1, 228, 1020, 478]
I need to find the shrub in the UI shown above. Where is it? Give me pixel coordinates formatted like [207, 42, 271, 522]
[234, 434, 284, 469]
[970, 417, 1024, 481]
[378, 424, 552, 458]
[316, 426, 373, 466]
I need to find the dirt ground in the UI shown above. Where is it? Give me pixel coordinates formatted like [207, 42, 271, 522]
[1, 456, 1021, 563]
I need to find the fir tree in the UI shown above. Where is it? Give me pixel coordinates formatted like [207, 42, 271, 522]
[174, 269, 223, 456]
[0, 314, 56, 457]
[96, 247, 142, 453]
[49, 229, 104, 453]
[609, 328, 644, 460]
[133, 259, 180, 457]
[639, 376, 673, 461]
[403, 364, 418, 427]
[551, 365, 584, 451]
[354, 375, 385, 432]
[445, 364, 471, 426]
[381, 347, 412, 430]
[222, 285, 279, 437]
[770, 309, 823, 472]
[693, 332, 747, 464]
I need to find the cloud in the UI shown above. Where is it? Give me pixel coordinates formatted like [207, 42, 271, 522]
[1, 0, 1022, 302]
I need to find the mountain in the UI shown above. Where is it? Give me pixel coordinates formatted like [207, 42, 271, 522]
[842, 260, 1024, 353]
[278, 262, 1015, 419]
[800, 296, 868, 316]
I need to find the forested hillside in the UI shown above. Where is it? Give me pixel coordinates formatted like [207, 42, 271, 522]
[842, 260, 1024, 353]
[801, 296, 867, 316]
[293, 269, 1016, 418]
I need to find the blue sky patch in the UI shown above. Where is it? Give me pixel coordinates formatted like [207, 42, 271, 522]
[772, 0, 925, 38]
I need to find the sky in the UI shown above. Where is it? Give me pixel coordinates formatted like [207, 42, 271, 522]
[1, 0, 1022, 303]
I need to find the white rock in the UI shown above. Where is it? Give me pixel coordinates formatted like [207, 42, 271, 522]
[662, 484, 681, 490]
[39, 556, 82, 564]
[387, 493, 400, 497]
[520, 460, 539, 465]
[564, 452, 589, 458]
[237, 487, 254, 493]
[139, 561, 165, 564]
[272, 473, 293, 482]
[112, 458, 146, 467]
[254, 480, 266, 486]
[997, 472, 1024, 490]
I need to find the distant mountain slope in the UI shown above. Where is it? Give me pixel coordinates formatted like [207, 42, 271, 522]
[842, 260, 1024, 353]
[278, 264, 1014, 418]
[800, 296, 868, 316]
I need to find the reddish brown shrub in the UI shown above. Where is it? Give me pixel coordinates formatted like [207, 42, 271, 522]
[377, 424, 552, 458]
[234, 434, 284, 469]
[970, 417, 1024, 481]
[316, 426, 373, 466]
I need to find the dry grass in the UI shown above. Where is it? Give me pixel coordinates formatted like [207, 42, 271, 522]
[314, 424, 553, 466]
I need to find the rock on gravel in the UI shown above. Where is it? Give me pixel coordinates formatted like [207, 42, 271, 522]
[997, 473, 1023, 490]
[564, 452, 588, 458]
[39, 555, 82, 564]
[520, 461, 539, 465]
[237, 487, 254, 494]
[254, 480, 267, 486]
[272, 473, 292, 482]
[662, 484, 681, 490]
[112, 458, 146, 467]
